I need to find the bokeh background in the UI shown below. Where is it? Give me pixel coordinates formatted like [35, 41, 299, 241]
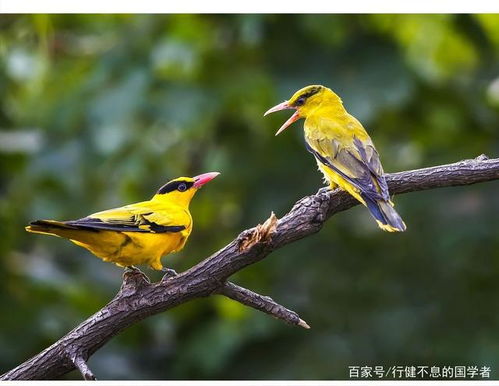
[1, 14, 499, 380]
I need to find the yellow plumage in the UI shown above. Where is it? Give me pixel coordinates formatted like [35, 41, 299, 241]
[26, 172, 219, 270]
[265, 85, 406, 232]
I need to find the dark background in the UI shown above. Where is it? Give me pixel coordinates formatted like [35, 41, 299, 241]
[0, 14, 498, 379]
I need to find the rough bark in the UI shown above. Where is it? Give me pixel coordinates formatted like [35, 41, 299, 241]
[2, 155, 498, 380]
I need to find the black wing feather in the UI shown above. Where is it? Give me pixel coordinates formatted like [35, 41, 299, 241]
[353, 137, 389, 200]
[305, 139, 386, 201]
[65, 217, 185, 233]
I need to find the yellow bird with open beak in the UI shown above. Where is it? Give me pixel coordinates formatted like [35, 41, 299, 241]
[265, 85, 406, 232]
[26, 172, 220, 270]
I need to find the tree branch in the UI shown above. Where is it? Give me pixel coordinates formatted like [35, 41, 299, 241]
[71, 355, 96, 381]
[2, 155, 498, 380]
[217, 282, 310, 329]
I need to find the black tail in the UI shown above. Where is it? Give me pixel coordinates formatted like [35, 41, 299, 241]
[26, 219, 78, 235]
[361, 193, 406, 232]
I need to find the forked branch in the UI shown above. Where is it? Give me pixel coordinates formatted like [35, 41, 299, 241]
[2, 155, 498, 380]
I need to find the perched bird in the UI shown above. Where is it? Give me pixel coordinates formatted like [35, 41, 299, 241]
[265, 85, 406, 232]
[26, 172, 220, 270]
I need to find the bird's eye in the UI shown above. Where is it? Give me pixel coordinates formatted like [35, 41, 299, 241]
[295, 97, 306, 106]
[177, 183, 188, 192]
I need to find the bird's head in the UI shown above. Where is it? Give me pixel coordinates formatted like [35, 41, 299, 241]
[264, 85, 338, 135]
[153, 172, 220, 206]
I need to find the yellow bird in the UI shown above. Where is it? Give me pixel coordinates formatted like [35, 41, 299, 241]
[26, 172, 220, 270]
[265, 85, 406, 232]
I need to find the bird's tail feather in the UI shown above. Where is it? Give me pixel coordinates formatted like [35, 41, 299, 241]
[361, 194, 406, 232]
[25, 220, 79, 237]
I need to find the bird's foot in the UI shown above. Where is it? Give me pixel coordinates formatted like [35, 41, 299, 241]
[161, 267, 178, 282]
[318, 187, 331, 194]
[318, 184, 340, 195]
[124, 265, 142, 275]
[121, 266, 150, 292]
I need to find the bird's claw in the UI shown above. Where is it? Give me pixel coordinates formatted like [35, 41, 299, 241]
[124, 265, 142, 275]
[161, 268, 178, 281]
[318, 187, 331, 195]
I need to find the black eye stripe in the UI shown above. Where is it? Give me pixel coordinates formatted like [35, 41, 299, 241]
[303, 87, 321, 98]
[293, 86, 322, 106]
[157, 180, 194, 194]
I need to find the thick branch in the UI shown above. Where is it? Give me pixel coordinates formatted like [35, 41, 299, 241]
[2, 156, 498, 380]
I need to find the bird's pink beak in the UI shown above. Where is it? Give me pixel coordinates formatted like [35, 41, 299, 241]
[264, 100, 300, 136]
[193, 172, 220, 188]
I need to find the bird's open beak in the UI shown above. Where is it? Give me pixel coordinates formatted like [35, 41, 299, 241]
[193, 172, 220, 188]
[264, 101, 300, 136]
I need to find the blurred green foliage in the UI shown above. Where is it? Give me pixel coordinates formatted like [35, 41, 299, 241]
[0, 14, 498, 380]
